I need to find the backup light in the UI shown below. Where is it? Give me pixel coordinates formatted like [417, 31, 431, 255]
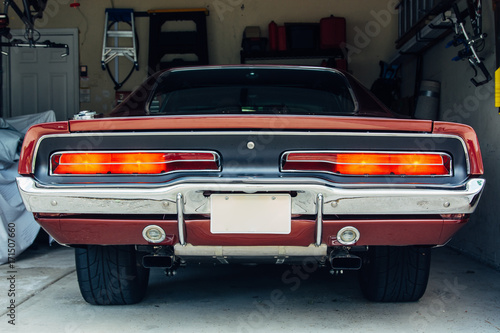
[282, 152, 451, 176]
[50, 151, 220, 175]
[142, 225, 166, 243]
[337, 226, 360, 245]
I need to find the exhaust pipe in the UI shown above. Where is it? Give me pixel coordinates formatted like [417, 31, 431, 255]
[142, 255, 175, 268]
[330, 251, 362, 270]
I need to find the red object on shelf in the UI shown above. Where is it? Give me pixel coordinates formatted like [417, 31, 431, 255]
[320, 15, 346, 49]
[277, 26, 287, 51]
[70, 1, 80, 7]
[268, 21, 278, 51]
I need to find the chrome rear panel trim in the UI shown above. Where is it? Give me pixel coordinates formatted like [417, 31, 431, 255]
[17, 177, 485, 216]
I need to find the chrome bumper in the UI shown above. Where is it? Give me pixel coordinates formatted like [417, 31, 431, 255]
[17, 177, 485, 216]
[173, 244, 328, 258]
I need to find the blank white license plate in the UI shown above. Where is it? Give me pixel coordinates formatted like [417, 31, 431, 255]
[210, 194, 291, 234]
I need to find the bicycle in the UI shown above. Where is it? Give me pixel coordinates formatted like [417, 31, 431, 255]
[446, 0, 491, 86]
[0, 0, 68, 55]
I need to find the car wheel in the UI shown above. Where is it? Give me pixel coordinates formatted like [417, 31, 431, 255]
[75, 245, 149, 305]
[358, 246, 431, 302]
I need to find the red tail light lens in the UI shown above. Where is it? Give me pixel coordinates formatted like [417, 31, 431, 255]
[51, 151, 220, 175]
[282, 152, 451, 176]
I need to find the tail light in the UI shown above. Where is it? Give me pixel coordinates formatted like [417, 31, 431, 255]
[50, 151, 220, 175]
[281, 152, 451, 176]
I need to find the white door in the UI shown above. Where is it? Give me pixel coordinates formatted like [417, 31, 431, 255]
[4, 29, 79, 120]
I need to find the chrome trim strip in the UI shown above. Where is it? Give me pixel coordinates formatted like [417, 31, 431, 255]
[177, 193, 186, 246]
[315, 193, 323, 247]
[30, 131, 471, 175]
[23, 175, 469, 190]
[173, 243, 328, 258]
[16, 177, 485, 216]
[281, 150, 453, 177]
[49, 150, 221, 176]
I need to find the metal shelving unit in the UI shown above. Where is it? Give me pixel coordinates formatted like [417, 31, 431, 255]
[147, 8, 209, 71]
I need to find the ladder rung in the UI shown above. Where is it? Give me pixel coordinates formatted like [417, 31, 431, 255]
[101, 7, 138, 73]
[104, 47, 136, 52]
[107, 31, 134, 38]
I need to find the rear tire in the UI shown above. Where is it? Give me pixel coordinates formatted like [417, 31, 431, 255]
[75, 245, 149, 305]
[359, 246, 431, 302]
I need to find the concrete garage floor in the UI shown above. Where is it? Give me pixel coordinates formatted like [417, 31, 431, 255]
[1, 244, 500, 333]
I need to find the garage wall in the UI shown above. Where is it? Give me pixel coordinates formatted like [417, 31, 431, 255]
[6, 0, 398, 115]
[399, 1, 500, 269]
[5, 2, 498, 268]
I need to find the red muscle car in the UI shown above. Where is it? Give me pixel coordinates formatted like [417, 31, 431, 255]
[16, 65, 484, 304]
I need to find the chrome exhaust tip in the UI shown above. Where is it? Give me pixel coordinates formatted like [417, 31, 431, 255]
[142, 255, 175, 268]
[330, 252, 362, 270]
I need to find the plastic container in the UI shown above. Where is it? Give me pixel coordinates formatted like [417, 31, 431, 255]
[414, 80, 440, 120]
[269, 21, 278, 51]
[278, 26, 287, 51]
[320, 15, 346, 49]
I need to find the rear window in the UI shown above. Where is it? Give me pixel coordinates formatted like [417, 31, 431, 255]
[148, 68, 356, 116]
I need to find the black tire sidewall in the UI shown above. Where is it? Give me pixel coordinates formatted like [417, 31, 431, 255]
[75, 245, 149, 305]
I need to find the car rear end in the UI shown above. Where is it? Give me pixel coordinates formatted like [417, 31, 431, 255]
[15, 66, 485, 304]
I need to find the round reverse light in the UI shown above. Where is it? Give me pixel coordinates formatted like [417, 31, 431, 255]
[337, 226, 360, 245]
[142, 225, 166, 243]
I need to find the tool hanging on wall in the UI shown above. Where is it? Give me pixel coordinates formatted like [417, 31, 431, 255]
[101, 8, 139, 90]
[446, 0, 491, 87]
[0, 0, 69, 56]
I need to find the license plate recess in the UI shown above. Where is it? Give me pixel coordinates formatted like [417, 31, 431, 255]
[210, 194, 291, 234]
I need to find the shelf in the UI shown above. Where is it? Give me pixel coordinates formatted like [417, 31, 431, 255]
[148, 9, 209, 71]
[390, 11, 453, 65]
[241, 48, 344, 63]
[396, 0, 456, 49]
[147, 8, 209, 15]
